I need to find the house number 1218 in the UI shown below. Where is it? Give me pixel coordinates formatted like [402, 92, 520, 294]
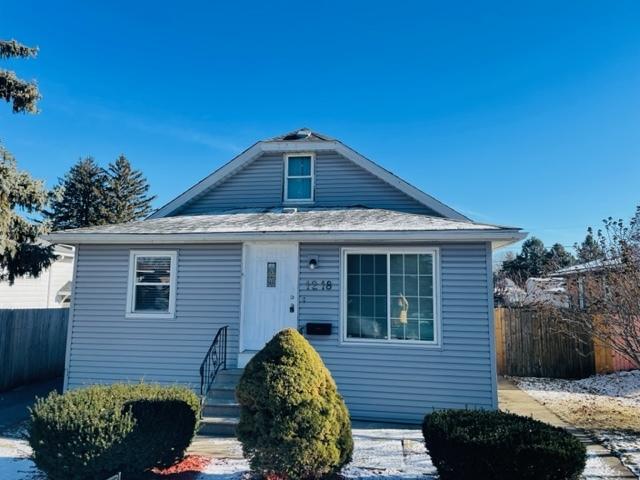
[306, 280, 332, 291]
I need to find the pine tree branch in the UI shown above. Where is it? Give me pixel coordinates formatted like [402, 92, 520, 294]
[0, 70, 40, 113]
[0, 39, 38, 59]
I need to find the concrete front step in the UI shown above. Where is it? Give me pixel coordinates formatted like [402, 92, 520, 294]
[199, 368, 242, 437]
[215, 368, 244, 379]
[207, 383, 237, 401]
[203, 400, 240, 418]
[199, 416, 239, 437]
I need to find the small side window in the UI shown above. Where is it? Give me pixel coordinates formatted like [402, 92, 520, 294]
[127, 251, 177, 318]
[284, 154, 314, 202]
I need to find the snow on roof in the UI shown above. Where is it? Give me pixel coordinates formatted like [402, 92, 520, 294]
[48, 208, 516, 236]
[549, 258, 621, 277]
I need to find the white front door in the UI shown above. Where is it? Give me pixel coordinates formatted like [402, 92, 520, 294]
[239, 242, 299, 367]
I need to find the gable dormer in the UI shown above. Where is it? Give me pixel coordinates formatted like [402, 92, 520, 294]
[151, 129, 467, 220]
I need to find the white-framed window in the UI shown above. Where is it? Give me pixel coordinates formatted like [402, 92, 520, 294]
[126, 250, 177, 318]
[341, 247, 440, 345]
[284, 153, 314, 202]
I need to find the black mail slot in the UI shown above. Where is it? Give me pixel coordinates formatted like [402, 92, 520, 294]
[306, 322, 332, 336]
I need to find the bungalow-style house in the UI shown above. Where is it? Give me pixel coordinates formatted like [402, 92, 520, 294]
[46, 129, 525, 430]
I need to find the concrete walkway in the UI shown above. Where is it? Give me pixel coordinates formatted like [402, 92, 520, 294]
[498, 377, 636, 479]
[0, 378, 62, 431]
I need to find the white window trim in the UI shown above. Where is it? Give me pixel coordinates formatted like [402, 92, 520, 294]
[126, 250, 177, 319]
[283, 152, 315, 203]
[340, 246, 442, 347]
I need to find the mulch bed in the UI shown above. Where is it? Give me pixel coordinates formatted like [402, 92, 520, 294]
[146, 455, 212, 479]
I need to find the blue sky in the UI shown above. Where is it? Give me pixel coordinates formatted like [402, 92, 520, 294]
[2, 1, 640, 261]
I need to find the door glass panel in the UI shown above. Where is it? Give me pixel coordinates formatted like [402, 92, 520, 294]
[266, 262, 276, 287]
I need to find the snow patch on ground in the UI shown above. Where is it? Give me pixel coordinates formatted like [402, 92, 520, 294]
[0, 438, 41, 480]
[575, 370, 640, 401]
[583, 452, 616, 479]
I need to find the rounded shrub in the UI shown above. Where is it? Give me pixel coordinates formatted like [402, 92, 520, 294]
[422, 409, 586, 480]
[236, 328, 353, 480]
[28, 383, 200, 480]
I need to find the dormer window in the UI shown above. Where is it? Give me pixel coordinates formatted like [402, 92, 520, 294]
[284, 153, 314, 202]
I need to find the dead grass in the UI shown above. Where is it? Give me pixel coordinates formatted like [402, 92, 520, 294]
[534, 392, 640, 432]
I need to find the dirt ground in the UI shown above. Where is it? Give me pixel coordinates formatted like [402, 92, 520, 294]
[511, 375, 640, 432]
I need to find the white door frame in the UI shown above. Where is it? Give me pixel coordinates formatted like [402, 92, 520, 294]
[238, 241, 299, 367]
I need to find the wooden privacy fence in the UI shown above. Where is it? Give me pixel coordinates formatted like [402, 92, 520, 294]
[0, 308, 69, 391]
[495, 307, 595, 378]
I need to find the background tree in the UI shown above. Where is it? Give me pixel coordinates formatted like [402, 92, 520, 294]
[46, 158, 111, 230]
[545, 243, 575, 271]
[0, 39, 41, 113]
[0, 38, 53, 284]
[501, 237, 548, 285]
[574, 228, 605, 263]
[543, 208, 640, 368]
[106, 155, 156, 222]
[501, 237, 576, 285]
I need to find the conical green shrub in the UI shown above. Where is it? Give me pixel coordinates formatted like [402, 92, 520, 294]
[236, 328, 353, 479]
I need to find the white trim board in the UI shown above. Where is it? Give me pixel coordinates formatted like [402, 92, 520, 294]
[62, 244, 80, 391]
[148, 139, 469, 220]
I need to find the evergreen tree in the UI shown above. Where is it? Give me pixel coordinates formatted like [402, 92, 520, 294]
[574, 228, 605, 263]
[545, 243, 575, 271]
[106, 155, 155, 222]
[0, 146, 53, 283]
[502, 237, 548, 284]
[0, 39, 41, 113]
[46, 158, 111, 230]
[0, 38, 53, 284]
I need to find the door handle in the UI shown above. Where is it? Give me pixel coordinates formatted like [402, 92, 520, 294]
[290, 303, 295, 313]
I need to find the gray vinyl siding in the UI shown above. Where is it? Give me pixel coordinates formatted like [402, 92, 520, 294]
[175, 151, 437, 215]
[299, 242, 494, 423]
[67, 240, 495, 424]
[66, 244, 242, 390]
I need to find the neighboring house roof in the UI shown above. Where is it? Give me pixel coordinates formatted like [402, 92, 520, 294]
[147, 128, 469, 221]
[45, 207, 524, 247]
[549, 258, 620, 277]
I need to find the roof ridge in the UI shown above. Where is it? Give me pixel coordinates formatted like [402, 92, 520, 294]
[266, 128, 334, 142]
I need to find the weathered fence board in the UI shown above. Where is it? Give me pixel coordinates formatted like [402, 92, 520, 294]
[0, 308, 68, 391]
[495, 307, 595, 378]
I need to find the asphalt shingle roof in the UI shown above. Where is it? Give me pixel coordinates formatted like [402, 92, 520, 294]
[56, 208, 513, 236]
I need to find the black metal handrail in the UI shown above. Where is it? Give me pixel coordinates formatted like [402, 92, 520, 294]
[199, 325, 228, 397]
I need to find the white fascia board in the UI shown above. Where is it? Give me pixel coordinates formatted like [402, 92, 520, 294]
[149, 139, 471, 221]
[44, 229, 526, 245]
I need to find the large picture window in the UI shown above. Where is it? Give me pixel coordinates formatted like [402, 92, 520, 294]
[127, 251, 177, 318]
[343, 249, 439, 344]
[284, 153, 314, 202]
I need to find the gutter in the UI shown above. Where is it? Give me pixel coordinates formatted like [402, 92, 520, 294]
[44, 229, 527, 248]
